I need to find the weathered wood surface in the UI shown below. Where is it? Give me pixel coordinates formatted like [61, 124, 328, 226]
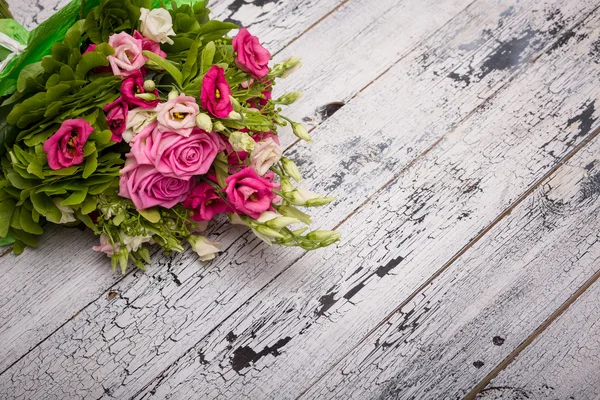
[478, 270, 600, 400]
[2, 0, 600, 399]
[0, 0, 344, 375]
[128, 6, 600, 399]
[301, 119, 600, 399]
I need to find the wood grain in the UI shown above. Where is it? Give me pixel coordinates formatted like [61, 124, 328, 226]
[301, 126, 600, 399]
[2, 0, 585, 397]
[0, 0, 343, 376]
[125, 6, 600, 399]
[476, 271, 600, 400]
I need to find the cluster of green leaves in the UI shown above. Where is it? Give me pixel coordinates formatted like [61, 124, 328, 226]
[93, 194, 198, 272]
[0, 14, 124, 252]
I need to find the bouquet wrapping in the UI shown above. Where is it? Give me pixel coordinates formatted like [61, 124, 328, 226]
[0, 0, 339, 271]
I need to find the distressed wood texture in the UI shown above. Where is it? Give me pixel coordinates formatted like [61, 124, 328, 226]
[0, 0, 344, 375]
[2, 0, 600, 399]
[0, 0, 484, 375]
[127, 5, 600, 399]
[478, 269, 600, 400]
[301, 115, 600, 398]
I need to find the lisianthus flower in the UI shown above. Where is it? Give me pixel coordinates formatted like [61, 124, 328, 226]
[139, 8, 176, 45]
[123, 107, 158, 143]
[118, 156, 192, 210]
[188, 235, 222, 261]
[184, 181, 231, 221]
[121, 70, 160, 109]
[104, 97, 128, 142]
[133, 31, 166, 59]
[93, 234, 119, 257]
[233, 28, 271, 78]
[43, 119, 94, 170]
[250, 138, 282, 176]
[201, 66, 233, 118]
[156, 94, 200, 137]
[107, 32, 146, 77]
[225, 167, 279, 219]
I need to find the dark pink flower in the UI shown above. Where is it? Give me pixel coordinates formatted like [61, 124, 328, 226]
[121, 70, 160, 109]
[43, 119, 94, 170]
[118, 156, 192, 210]
[225, 167, 278, 219]
[104, 97, 128, 142]
[133, 31, 167, 59]
[232, 28, 271, 78]
[201, 65, 232, 118]
[184, 181, 231, 221]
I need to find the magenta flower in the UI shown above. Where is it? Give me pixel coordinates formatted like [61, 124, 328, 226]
[201, 66, 233, 118]
[43, 119, 94, 170]
[225, 167, 278, 219]
[232, 28, 271, 78]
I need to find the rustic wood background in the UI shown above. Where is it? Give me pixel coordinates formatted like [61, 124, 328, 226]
[2, 0, 600, 399]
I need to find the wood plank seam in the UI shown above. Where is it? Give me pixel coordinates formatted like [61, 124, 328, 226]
[463, 242, 600, 398]
[0, 0, 488, 379]
[120, 4, 600, 397]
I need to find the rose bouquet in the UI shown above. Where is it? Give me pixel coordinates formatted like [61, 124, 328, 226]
[0, 0, 339, 271]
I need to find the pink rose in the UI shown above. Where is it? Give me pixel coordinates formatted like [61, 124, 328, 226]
[225, 167, 278, 219]
[104, 97, 128, 142]
[121, 70, 160, 109]
[184, 181, 231, 221]
[108, 32, 146, 77]
[83, 44, 111, 74]
[133, 31, 167, 59]
[201, 65, 232, 118]
[131, 125, 224, 180]
[43, 119, 94, 170]
[156, 95, 200, 137]
[119, 156, 192, 210]
[232, 28, 271, 78]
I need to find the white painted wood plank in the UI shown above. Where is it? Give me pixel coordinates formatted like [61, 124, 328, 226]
[0, 0, 494, 388]
[0, 0, 344, 375]
[478, 271, 600, 400]
[0, 0, 595, 398]
[300, 134, 600, 399]
[120, 8, 600, 400]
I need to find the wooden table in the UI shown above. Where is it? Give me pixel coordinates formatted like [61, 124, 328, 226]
[2, 0, 600, 399]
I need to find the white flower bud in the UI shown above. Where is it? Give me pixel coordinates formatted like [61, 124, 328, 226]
[281, 57, 302, 78]
[168, 89, 179, 101]
[143, 80, 156, 92]
[265, 217, 301, 229]
[228, 111, 243, 121]
[281, 157, 302, 182]
[188, 235, 222, 261]
[135, 93, 158, 101]
[196, 113, 213, 132]
[306, 230, 340, 242]
[291, 122, 311, 142]
[213, 121, 226, 132]
[229, 95, 242, 112]
[229, 131, 256, 152]
[48, 198, 77, 224]
[275, 91, 303, 105]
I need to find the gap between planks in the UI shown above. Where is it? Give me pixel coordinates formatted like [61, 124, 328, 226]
[0, 0, 483, 379]
[300, 121, 600, 399]
[463, 250, 600, 398]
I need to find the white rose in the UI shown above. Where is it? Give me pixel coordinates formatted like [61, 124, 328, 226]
[229, 131, 256, 153]
[188, 235, 222, 261]
[119, 232, 154, 252]
[123, 107, 157, 143]
[48, 198, 77, 224]
[250, 138, 282, 176]
[140, 8, 176, 45]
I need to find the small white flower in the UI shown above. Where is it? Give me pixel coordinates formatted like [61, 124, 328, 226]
[48, 198, 77, 224]
[250, 138, 282, 176]
[119, 232, 154, 252]
[123, 107, 157, 143]
[229, 131, 256, 153]
[188, 235, 222, 261]
[196, 113, 213, 132]
[140, 8, 176, 45]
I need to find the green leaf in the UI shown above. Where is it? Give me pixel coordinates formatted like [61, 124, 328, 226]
[6, 172, 33, 189]
[138, 207, 161, 223]
[11, 229, 38, 247]
[16, 62, 45, 93]
[80, 195, 97, 214]
[61, 188, 88, 206]
[143, 50, 183, 87]
[83, 150, 98, 178]
[182, 39, 200, 84]
[19, 208, 44, 234]
[196, 20, 238, 43]
[30, 190, 61, 222]
[0, 198, 17, 237]
[200, 41, 215, 74]
[0, 234, 15, 247]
